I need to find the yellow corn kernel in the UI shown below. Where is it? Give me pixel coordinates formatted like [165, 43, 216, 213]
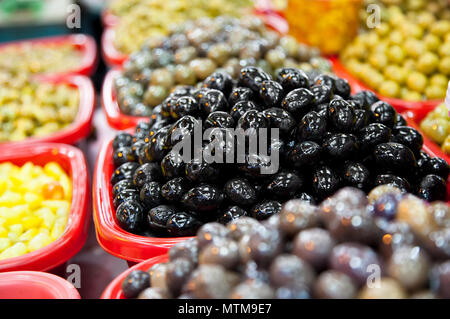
[19, 228, 38, 242]
[0, 242, 27, 260]
[23, 192, 42, 209]
[0, 179, 7, 195]
[59, 174, 72, 201]
[0, 238, 11, 252]
[40, 209, 55, 229]
[9, 224, 23, 236]
[43, 162, 66, 180]
[42, 200, 70, 213]
[0, 226, 7, 237]
[20, 215, 42, 229]
[51, 217, 67, 240]
[0, 191, 22, 207]
[27, 233, 52, 252]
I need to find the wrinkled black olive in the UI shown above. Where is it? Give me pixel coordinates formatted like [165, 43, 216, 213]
[265, 171, 304, 198]
[374, 174, 410, 192]
[147, 205, 176, 233]
[113, 133, 134, 151]
[297, 111, 327, 142]
[262, 107, 296, 136]
[322, 133, 359, 160]
[203, 72, 233, 96]
[217, 206, 249, 224]
[260, 80, 284, 108]
[342, 162, 371, 191]
[170, 96, 199, 119]
[334, 78, 351, 99]
[391, 126, 423, 155]
[358, 123, 392, 153]
[311, 84, 332, 104]
[424, 157, 450, 180]
[228, 87, 254, 105]
[167, 212, 203, 237]
[224, 178, 257, 206]
[281, 88, 315, 118]
[373, 142, 417, 177]
[369, 101, 397, 128]
[111, 162, 140, 185]
[237, 110, 269, 131]
[204, 111, 235, 129]
[251, 200, 282, 220]
[199, 89, 228, 115]
[182, 184, 223, 212]
[230, 100, 260, 122]
[116, 200, 145, 233]
[140, 182, 163, 208]
[133, 163, 162, 188]
[239, 66, 271, 91]
[161, 177, 191, 202]
[312, 166, 341, 199]
[161, 152, 185, 178]
[327, 99, 356, 132]
[277, 68, 309, 91]
[288, 141, 322, 168]
[416, 174, 447, 202]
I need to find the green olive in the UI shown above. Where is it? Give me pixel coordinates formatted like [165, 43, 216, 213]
[417, 52, 439, 75]
[174, 65, 197, 85]
[406, 71, 428, 93]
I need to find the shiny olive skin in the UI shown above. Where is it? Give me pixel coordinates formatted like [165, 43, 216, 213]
[237, 110, 269, 131]
[113, 189, 140, 209]
[424, 157, 450, 180]
[217, 206, 249, 224]
[113, 147, 135, 168]
[185, 160, 220, 183]
[161, 177, 191, 202]
[112, 179, 136, 197]
[131, 141, 147, 161]
[161, 152, 185, 178]
[251, 200, 282, 220]
[358, 123, 392, 153]
[341, 162, 371, 191]
[373, 142, 417, 177]
[199, 89, 228, 115]
[322, 133, 359, 160]
[310, 84, 332, 105]
[204, 111, 235, 129]
[239, 66, 271, 92]
[228, 87, 254, 106]
[281, 88, 315, 118]
[391, 126, 423, 155]
[369, 101, 398, 128]
[312, 166, 341, 200]
[288, 141, 322, 168]
[203, 72, 233, 96]
[166, 115, 197, 147]
[133, 163, 162, 188]
[224, 178, 257, 207]
[374, 174, 411, 192]
[327, 99, 356, 133]
[122, 270, 150, 299]
[417, 174, 447, 202]
[265, 171, 304, 198]
[140, 182, 163, 208]
[262, 107, 296, 136]
[229, 100, 259, 122]
[351, 90, 379, 110]
[166, 212, 203, 237]
[182, 184, 223, 212]
[145, 130, 170, 162]
[260, 80, 284, 108]
[113, 132, 134, 151]
[116, 200, 145, 233]
[147, 205, 176, 233]
[334, 78, 351, 99]
[170, 96, 199, 119]
[353, 109, 369, 132]
[111, 162, 140, 185]
[314, 74, 335, 91]
[297, 111, 327, 142]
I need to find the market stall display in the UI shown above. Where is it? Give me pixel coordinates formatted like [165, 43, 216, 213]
[0, 143, 89, 272]
[103, 186, 450, 299]
[104, 16, 331, 129]
[340, 6, 449, 102]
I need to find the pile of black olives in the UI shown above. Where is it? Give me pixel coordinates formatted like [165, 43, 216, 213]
[121, 186, 450, 299]
[110, 66, 449, 237]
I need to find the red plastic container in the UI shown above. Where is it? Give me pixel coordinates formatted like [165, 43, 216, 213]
[0, 75, 95, 147]
[0, 143, 90, 272]
[101, 255, 168, 299]
[102, 69, 149, 130]
[101, 28, 128, 69]
[330, 57, 443, 117]
[93, 138, 193, 265]
[0, 271, 81, 299]
[0, 34, 97, 78]
[102, 10, 119, 28]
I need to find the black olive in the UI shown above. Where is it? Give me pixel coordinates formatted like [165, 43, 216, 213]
[185, 159, 220, 183]
[147, 205, 176, 233]
[327, 99, 356, 133]
[204, 111, 235, 129]
[416, 174, 447, 202]
[322, 133, 359, 160]
[140, 182, 163, 208]
[424, 157, 450, 180]
[145, 129, 170, 162]
[260, 80, 284, 108]
[351, 90, 379, 110]
[137, 142, 151, 165]
[281, 88, 315, 118]
[358, 123, 392, 153]
[297, 111, 327, 142]
[170, 96, 199, 119]
[112, 179, 136, 197]
[237, 154, 275, 179]
[166, 115, 197, 147]
[314, 74, 336, 91]
[341, 162, 371, 191]
[265, 171, 304, 198]
[230, 100, 259, 122]
[161, 152, 185, 178]
[116, 200, 145, 233]
[217, 206, 249, 224]
[113, 133, 133, 151]
[295, 192, 316, 205]
[391, 126, 423, 155]
[228, 87, 254, 105]
[132, 163, 162, 188]
[334, 78, 351, 99]
[239, 66, 271, 92]
[113, 147, 135, 168]
[312, 166, 341, 199]
[111, 162, 140, 185]
[237, 110, 268, 131]
[310, 84, 332, 105]
[353, 109, 369, 132]
[395, 114, 407, 127]
[131, 140, 148, 160]
[277, 68, 309, 91]
[373, 142, 417, 177]
[369, 101, 397, 128]
[113, 188, 140, 209]
[224, 178, 257, 206]
[161, 177, 191, 202]
[199, 89, 228, 115]
[251, 200, 282, 220]
[262, 107, 296, 136]
[167, 212, 203, 237]
[203, 72, 233, 96]
[182, 184, 223, 212]
[122, 270, 150, 299]
[374, 174, 410, 192]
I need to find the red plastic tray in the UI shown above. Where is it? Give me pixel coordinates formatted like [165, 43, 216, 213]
[0, 34, 98, 78]
[0, 143, 90, 272]
[0, 271, 81, 299]
[93, 137, 193, 264]
[101, 28, 128, 69]
[0, 75, 95, 147]
[330, 57, 443, 118]
[102, 69, 148, 130]
[101, 255, 168, 299]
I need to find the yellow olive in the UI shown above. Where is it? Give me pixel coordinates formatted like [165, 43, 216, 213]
[379, 80, 400, 98]
[439, 57, 450, 76]
[387, 45, 405, 64]
[430, 74, 448, 88]
[424, 34, 441, 52]
[417, 52, 440, 75]
[406, 71, 428, 93]
[425, 85, 446, 100]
